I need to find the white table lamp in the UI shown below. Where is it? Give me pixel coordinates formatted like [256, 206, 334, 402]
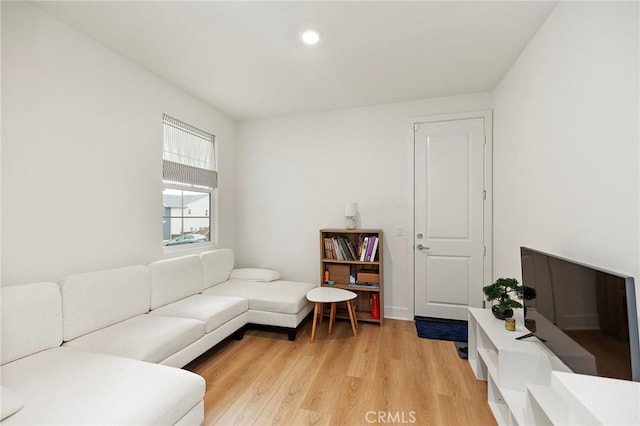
[345, 202, 357, 229]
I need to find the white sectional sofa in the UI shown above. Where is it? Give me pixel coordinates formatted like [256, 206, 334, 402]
[0, 249, 317, 425]
[200, 249, 316, 340]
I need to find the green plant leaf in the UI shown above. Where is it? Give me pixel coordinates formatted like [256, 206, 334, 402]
[482, 277, 523, 309]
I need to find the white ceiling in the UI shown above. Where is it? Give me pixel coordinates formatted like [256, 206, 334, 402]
[34, 1, 558, 121]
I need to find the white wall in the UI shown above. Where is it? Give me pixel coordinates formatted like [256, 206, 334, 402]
[236, 94, 492, 319]
[493, 2, 639, 310]
[1, 3, 236, 285]
[0, 3, 3, 284]
[6, 0, 637, 329]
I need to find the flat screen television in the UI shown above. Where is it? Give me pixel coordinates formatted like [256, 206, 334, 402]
[520, 246, 640, 382]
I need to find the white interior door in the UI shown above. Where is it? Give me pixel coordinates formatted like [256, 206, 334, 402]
[414, 117, 486, 320]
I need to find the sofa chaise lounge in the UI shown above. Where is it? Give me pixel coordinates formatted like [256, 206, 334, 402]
[0, 248, 317, 425]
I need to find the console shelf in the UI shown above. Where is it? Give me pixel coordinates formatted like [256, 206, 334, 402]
[469, 307, 640, 425]
[469, 307, 567, 425]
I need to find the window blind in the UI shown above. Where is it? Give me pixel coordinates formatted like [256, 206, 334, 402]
[163, 114, 217, 189]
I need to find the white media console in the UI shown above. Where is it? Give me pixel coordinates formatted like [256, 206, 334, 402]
[468, 307, 640, 425]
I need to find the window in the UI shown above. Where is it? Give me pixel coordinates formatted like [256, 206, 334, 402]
[162, 114, 216, 248]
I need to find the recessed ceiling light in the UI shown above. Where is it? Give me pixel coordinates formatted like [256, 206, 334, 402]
[301, 29, 321, 46]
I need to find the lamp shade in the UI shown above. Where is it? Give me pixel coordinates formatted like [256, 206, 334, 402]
[345, 202, 357, 217]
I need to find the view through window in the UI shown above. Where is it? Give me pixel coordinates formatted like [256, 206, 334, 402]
[162, 114, 216, 247]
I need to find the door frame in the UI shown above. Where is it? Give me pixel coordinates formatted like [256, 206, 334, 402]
[407, 110, 493, 319]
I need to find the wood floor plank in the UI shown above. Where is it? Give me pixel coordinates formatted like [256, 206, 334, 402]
[330, 376, 375, 426]
[252, 355, 316, 425]
[299, 327, 357, 414]
[186, 318, 497, 426]
[290, 409, 332, 426]
[345, 323, 380, 379]
[374, 321, 405, 383]
[198, 334, 286, 424]
[437, 393, 482, 426]
[402, 329, 442, 426]
[427, 337, 473, 400]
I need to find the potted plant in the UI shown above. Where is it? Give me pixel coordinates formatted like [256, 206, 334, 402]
[482, 277, 524, 320]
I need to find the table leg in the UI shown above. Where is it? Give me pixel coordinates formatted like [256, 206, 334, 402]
[319, 303, 324, 325]
[311, 302, 319, 343]
[352, 300, 358, 329]
[329, 302, 337, 334]
[346, 300, 358, 337]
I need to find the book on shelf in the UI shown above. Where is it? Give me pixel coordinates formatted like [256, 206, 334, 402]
[332, 237, 344, 260]
[346, 240, 358, 261]
[323, 237, 334, 259]
[349, 282, 380, 289]
[336, 237, 346, 260]
[339, 237, 354, 261]
[369, 237, 379, 262]
[330, 236, 356, 261]
[364, 236, 372, 261]
[324, 234, 378, 263]
[331, 238, 339, 260]
[370, 293, 380, 319]
[359, 237, 369, 262]
[364, 236, 377, 261]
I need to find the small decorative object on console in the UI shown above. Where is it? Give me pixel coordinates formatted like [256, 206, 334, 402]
[504, 318, 516, 331]
[482, 277, 523, 320]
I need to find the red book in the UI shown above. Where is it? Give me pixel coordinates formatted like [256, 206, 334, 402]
[370, 293, 379, 319]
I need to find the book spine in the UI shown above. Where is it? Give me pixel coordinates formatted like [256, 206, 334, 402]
[328, 238, 335, 259]
[346, 240, 358, 261]
[360, 237, 369, 262]
[332, 238, 343, 260]
[339, 238, 348, 260]
[369, 236, 379, 262]
[323, 238, 332, 259]
[357, 234, 365, 260]
[365, 236, 376, 261]
[339, 237, 353, 261]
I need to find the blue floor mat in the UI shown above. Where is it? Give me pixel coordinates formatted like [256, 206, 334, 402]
[415, 317, 468, 342]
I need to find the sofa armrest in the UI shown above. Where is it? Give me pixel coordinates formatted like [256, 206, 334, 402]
[229, 268, 281, 282]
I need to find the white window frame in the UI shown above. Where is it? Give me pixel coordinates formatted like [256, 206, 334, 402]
[162, 114, 218, 251]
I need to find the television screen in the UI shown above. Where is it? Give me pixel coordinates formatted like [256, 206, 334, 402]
[520, 247, 640, 381]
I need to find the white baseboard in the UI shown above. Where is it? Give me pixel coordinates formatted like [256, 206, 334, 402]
[383, 306, 411, 321]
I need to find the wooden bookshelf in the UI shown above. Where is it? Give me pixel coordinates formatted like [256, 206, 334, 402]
[319, 228, 384, 325]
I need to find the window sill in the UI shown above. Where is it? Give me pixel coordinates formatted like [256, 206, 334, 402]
[162, 241, 216, 256]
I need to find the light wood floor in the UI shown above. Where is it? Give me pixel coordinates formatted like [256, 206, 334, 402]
[185, 318, 496, 426]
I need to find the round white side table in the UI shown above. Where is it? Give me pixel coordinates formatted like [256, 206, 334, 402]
[306, 287, 358, 342]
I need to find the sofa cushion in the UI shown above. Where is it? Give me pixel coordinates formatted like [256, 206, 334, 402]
[150, 294, 248, 333]
[200, 249, 234, 288]
[0, 386, 24, 421]
[60, 265, 151, 341]
[149, 255, 204, 309]
[229, 268, 281, 282]
[1, 282, 62, 365]
[0, 347, 204, 425]
[63, 314, 205, 364]
[202, 280, 317, 314]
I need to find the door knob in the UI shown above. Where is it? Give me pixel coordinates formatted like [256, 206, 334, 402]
[416, 244, 430, 251]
